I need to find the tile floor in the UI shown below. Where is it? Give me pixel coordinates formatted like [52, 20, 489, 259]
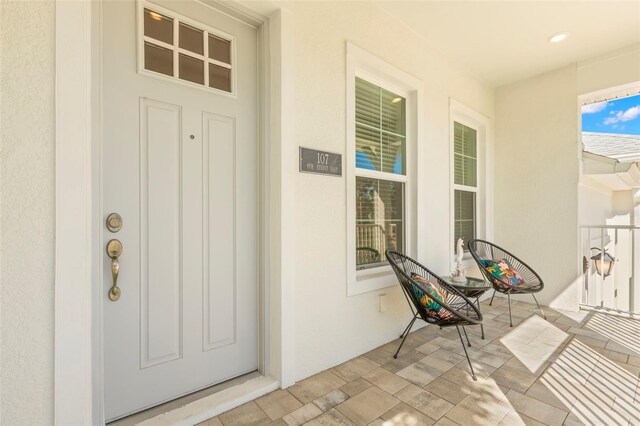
[197, 298, 640, 426]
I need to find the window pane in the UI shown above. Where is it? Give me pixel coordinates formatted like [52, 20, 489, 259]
[463, 156, 477, 187]
[381, 132, 405, 174]
[209, 35, 231, 64]
[356, 124, 380, 170]
[144, 42, 173, 76]
[179, 23, 203, 55]
[179, 54, 204, 84]
[454, 122, 464, 155]
[356, 177, 404, 268]
[209, 64, 231, 92]
[144, 9, 173, 45]
[453, 121, 478, 187]
[356, 78, 381, 129]
[381, 88, 405, 135]
[463, 125, 477, 158]
[454, 154, 464, 185]
[454, 190, 476, 251]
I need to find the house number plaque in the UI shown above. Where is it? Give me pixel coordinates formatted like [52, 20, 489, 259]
[299, 147, 342, 177]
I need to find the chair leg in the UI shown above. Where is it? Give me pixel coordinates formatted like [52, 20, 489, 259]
[507, 293, 513, 327]
[394, 316, 417, 359]
[532, 293, 547, 320]
[489, 289, 496, 306]
[462, 326, 471, 347]
[400, 313, 418, 338]
[456, 326, 477, 381]
[476, 297, 485, 340]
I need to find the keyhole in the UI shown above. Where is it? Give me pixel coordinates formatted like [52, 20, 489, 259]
[190, 134, 195, 140]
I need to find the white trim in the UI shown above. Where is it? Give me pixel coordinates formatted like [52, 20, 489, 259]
[578, 80, 640, 105]
[54, 0, 291, 422]
[54, 1, 95, 424]
[449, 99, 493, 271]
[346, 42, 424, 297]
[139, 375, 279, 425]
[267, 7, 296, 387]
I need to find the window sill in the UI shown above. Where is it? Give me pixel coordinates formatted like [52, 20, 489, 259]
[348, 265, 398, 296]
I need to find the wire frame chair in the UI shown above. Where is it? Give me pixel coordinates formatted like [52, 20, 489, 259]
[356, 247, 381, 265]
[468, 239, 546, 327]
[386, 250, 483, 380]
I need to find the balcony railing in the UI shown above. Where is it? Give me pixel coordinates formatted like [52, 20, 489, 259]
[580, 225, 640, 315]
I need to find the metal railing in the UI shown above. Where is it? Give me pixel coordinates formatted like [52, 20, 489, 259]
[580, 225, 640, 314]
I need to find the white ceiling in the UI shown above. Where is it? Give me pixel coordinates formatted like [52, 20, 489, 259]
[376, 0, 640, 88]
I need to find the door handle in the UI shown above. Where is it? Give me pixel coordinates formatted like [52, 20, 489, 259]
[106, 239, 123, 301]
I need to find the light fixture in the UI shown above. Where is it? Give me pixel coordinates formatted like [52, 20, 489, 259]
[549, 32, 569, 43]
[149, 11, 163, 21]
[391, 97, 402, 104]
[589, 247, 615, 279]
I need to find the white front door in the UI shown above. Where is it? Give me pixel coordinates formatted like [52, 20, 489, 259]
[102, 1, 258, 420]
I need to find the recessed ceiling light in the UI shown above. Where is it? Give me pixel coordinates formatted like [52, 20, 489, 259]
[149, 11, 163, 21]
[391, 97, 402, 103]
[549, 32, 569, 43]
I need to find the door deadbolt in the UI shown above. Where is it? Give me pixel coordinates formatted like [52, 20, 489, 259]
[106, 213, 123, 233]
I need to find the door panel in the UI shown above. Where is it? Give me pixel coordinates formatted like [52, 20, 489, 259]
[103, 0, 258, 420]
[139, 98, 183, 368]
[203, 113, 237, 351]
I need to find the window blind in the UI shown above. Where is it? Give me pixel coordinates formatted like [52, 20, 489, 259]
[454, 121, 477, 187]
[355, 78, 406, 175]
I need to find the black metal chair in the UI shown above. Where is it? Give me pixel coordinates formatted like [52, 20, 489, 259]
[468, 239, 546, 327]
[356, 247, 381, 265]
[386, 250, 483, 380]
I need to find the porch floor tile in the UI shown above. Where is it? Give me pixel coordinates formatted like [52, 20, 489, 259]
[199, 299, 640, 426]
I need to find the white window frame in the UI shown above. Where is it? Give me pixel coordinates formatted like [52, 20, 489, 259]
[136, 0, 237, 97]
[346, 43, 424, 296]
[449, 99, 492, 270]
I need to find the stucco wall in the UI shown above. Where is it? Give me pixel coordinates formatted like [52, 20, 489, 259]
[495, 46, 640, 312]
[0, 1, 56, 425]
[288, 1, 495, 380]
[495, 65, 580, 310]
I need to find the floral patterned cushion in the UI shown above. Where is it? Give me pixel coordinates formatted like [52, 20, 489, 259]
[409, 273, 452, 319]
[479, 259, 526, 289]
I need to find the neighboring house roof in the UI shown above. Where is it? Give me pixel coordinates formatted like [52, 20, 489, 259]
[582, 132, 640, 163]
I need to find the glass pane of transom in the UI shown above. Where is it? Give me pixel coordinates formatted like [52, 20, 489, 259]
[144, 9, 173, 45]
[209, 63, 231, 92]
[355, 177, 404, 268]
[209, 35, 231, 64]
[144, 42, 173, 77]
[179, 54, 204, 84]
[356, 78, 381, 129]
[179, 23, 204, 55]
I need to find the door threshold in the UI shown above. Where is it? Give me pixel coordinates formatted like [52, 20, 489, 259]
[108, 373, 279, 426]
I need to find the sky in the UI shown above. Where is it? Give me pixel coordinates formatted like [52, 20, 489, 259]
[582, 93, 640, 135]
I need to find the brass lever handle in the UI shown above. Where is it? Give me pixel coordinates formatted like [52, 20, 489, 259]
[106, 239, 123, 301]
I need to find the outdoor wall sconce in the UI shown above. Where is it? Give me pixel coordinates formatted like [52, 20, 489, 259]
[586, 247, 616, 279]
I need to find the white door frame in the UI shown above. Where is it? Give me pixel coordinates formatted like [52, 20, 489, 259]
[54, 1, 296, 424]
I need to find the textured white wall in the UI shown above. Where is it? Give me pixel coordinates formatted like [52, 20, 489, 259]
[0, 1, 56, 425]
[579, 180, 613, 226]
[495, 66, 580, 310]
[495, 47, 640, 312]
[577, 45, 640, 96]
[287, 1, 495, 380]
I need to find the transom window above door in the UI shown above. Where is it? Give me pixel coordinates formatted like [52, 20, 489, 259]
[139, 3, 235, 95]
